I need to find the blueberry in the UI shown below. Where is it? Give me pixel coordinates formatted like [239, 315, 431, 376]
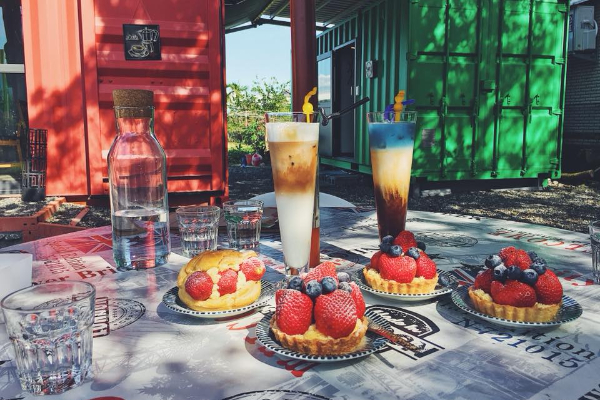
[337, 272, 351, 283]
[520, 269, 538, 286]
[381, 235, 395, 245]
[287, 276, 303, 291]
[417, 241, 427, 251]
[484, 255, 502, 269]
[304, 280, 322, 299]
[527, 251, 538, 261]
[406, 247, 420, 259]
[506, 265, 522, 280]
[338, 282, 352, 293]
[493, 265, 508, 282]
[321, 277, 337, 294]
[530, 259, 547, 275]
[379, 242, 392, 253]
[389, 245, 402, 257]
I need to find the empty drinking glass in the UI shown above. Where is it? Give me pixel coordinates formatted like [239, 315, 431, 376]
[1, 281, 96, 395]
[223, 200, 263, 250]
[176, 205, 221, 257]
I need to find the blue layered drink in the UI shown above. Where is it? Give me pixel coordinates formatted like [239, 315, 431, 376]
[367, 111, 417, 239]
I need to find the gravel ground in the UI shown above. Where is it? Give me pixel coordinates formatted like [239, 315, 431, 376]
[228, 166, 600, 234]
[2, 166, 599, 236]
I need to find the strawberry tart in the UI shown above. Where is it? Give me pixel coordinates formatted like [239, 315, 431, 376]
[363, 230, 438, 294]
[270, 262, 368, 355]
[468, 246, 563, 322]
[176, 249, 266, 311]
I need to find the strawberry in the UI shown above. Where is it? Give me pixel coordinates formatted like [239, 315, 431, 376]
[314, 290, 357, 339]
[505, 250, 531, 271]
[379, 254, 417, 283]
[303, 261, 338, 284]
[217, 269, 238, 296]
[534, 270, 563, 304]
[240, 257, 266, 281]
[349, 282, 365, 319]
[490, 280, 537, 307]
[415, 257, 437, 279]
[498, 246, 517, 263]
[275, 289, 313, 335]
[473, 268, 493, 294]
[392, 230, 418, 252]
[184, 271, 213, 301]
[370, 251, 382, 271]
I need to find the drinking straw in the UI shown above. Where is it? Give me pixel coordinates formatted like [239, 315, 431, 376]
[393, 90, 405, 122]
[303, 87, 317, 122]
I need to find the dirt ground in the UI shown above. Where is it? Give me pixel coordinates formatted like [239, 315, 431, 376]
[228, 165, 600, 234]
[1, 166, 599, 237]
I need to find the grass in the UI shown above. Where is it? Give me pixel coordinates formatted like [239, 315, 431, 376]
[227, 142, 254, 166]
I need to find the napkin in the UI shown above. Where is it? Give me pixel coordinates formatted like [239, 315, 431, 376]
[0, 253, 33, 322]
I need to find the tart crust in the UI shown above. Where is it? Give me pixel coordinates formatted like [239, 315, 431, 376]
[468, 287, 561, 323]
[270, 316, 368, 356]
[176, 249, 262, 311]
[363, 267, 438, 294]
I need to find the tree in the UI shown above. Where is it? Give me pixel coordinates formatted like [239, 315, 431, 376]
[226, 78, 290, 154]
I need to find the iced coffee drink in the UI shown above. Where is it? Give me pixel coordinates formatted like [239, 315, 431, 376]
[265, 113, 319, 275]
[368, 111, 417, 239]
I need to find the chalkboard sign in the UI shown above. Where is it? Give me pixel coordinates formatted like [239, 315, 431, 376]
[123, 24, 161, 60]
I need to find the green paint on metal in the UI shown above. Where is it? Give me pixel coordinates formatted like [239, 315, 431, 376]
[317, 0, 567, 182]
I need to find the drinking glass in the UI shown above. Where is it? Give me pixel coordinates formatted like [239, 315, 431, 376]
[590, 221, 600, 283]
[1, 281, 95, 395]
[223, 200, 264, 250]
[367, 111, 417, 239]
[176, 205, 221, 257]
[265, 112, 319, 275]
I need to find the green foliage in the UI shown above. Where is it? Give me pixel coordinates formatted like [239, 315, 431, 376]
[226, 78, 290, 154]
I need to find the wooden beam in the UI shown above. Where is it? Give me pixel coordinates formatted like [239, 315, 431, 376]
[323, 0, 369, 26]
[269, 0, 289, 19]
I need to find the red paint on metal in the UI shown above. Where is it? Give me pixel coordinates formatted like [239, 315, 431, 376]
[22, 0, 227, 202]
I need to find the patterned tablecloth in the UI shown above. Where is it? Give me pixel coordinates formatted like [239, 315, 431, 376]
[0, 208, 597, 400]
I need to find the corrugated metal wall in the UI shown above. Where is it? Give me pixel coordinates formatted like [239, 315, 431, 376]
[22, 0, 227, 202]
[317, 0, 568, 182]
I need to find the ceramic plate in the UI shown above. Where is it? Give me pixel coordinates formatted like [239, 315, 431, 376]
[451, 285, 583, 328]
[255, 309, 389, 363]
[354, 268, 455, 302]
[162, 281, 275, 319]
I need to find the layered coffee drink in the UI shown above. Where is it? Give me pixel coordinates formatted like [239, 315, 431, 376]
[266, 113, 319, 274]
[368, 111, 417, 239]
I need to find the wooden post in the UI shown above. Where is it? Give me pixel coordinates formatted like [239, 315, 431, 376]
[290, 0, 320, 268]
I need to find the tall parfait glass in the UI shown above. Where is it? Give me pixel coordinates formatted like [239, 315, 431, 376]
[265, 112, 320, 275]
[367, 111, 417, 239]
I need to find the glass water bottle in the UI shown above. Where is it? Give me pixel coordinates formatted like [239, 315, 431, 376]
[108, 89, 170, 270]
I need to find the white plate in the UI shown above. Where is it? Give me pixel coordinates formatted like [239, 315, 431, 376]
[255, 309, 389, 363]
[162, 281, 275, 319]
[451, 285, 583, 328]
[354, 268, 455, 302]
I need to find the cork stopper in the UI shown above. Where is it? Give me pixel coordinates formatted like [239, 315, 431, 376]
[112, 89, 154, 118]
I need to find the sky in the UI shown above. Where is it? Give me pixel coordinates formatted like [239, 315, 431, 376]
[225, 24, 291, 88]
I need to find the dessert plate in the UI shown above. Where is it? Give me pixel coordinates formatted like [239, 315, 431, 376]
[354, 268, 455, 302]
[162, 281, 275, 319]
[451, 285, 583, 328]
[255, 309, 389, 363]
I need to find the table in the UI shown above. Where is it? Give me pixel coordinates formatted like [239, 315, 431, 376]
[0, 208, 598, 400]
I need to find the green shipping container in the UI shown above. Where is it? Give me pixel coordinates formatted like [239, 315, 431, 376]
[316, 0, 568, 183]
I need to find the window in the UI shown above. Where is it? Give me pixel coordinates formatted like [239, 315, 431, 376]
[0, 0, 27, 172]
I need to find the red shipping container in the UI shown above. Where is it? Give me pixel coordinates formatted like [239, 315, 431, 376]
[21, 0, 228, 205]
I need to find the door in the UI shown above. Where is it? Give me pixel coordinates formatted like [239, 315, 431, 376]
[332, 42, 355, 158]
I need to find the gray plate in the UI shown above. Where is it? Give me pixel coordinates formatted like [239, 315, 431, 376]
[162, 281, 274, 319]
[451, 285, 583, 328]
[354, 268, 455, 302]
[255, 308, 389, 363]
